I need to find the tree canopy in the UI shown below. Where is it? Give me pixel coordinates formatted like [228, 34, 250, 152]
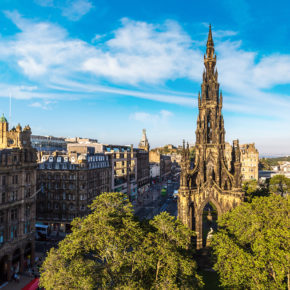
[40, 192, 203, 289]
[269, 174, 290, 196]
[242, 179, 270, 202]
[212, 194, 290, 289]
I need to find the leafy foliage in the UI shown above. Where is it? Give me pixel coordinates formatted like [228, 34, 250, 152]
[40, 192, 203, 289]
[242, 179, 270, 202]
[212, 194, 290, 289]
[269, 174, 290, 196]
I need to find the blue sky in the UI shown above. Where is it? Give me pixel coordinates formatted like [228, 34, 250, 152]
[0, 0, 289, 155]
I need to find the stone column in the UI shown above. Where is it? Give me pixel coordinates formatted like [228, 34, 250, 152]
[195, 215, 203, 249]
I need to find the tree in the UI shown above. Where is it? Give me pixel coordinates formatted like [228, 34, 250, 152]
[269, 175, 290, 196]
[139, 213, 203, 289]
[242, 179, 270, 202]
[40, 192, 203, 289]
[211, 194, 290, 289]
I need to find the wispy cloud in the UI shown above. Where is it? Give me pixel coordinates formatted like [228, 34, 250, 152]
[1, 11, 290, 122]
[29, 100, 55, 110]
[83, 18, 203, 84]
[130, 110, 173, 123]
[61, 0, 93, 21]
[35, 0, 93, 21]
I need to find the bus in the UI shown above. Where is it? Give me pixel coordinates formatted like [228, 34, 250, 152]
[35, 224, 49, 240]
[173, 190, 178, 200]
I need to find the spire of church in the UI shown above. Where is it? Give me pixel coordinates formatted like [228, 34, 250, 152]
[196, 25, 223, 145]
[207, 24, 214, 50]
[138, 129, 150, 151]
[204, 24, 217, 80]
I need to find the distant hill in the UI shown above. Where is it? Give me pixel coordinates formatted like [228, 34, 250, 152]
[259, 156, 290, 170]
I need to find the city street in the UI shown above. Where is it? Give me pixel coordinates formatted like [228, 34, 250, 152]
[135, 179, 179, 220]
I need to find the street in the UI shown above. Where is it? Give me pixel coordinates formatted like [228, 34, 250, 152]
[135, 179, 179, 220]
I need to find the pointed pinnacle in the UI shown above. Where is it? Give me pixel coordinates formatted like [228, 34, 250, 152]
[207, 24, 214, 48]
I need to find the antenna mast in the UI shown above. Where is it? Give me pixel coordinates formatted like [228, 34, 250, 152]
[9, 91, 12, 125]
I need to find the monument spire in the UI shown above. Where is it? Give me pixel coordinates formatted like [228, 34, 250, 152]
[207, 24, 214, 49]
[204, 24, 216, 80]
[178, 25, 244, 249]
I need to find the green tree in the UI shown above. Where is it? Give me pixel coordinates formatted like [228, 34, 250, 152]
[139, 212, 203, 289]
[269, 174, 290, 196]
[40, 192, 203, 289]
[242, 179, 270, 202]
[212, 194, 290, 289]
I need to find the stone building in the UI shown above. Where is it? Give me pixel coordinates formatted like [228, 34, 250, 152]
[149, 151, 172, 181]
[95, 144, 138, 200]
[178, 26, 244, 249]
[0, 116, 37, 282]
[138, 129, 150, 152]
[36, 150, 111, 233]
[240, 144, 259, 181]
[150, 163, 160, 181]
[224, 143, 259, 181]
[31, 135, 67, 152]
[137, 130, 150, 197]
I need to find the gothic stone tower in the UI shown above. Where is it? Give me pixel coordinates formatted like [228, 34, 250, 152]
[178, 25, 244, 249]
[138, 129, 150, 152]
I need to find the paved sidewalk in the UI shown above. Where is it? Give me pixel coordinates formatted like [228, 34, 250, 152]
[1, 274, 37, 290]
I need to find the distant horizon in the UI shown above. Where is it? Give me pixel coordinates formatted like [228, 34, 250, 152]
[0, 0, 289, 155]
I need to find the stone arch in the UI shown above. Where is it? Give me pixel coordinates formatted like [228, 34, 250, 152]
[0, 255, 10, 282]
[12, 248, 21, 274]
[195, 196, 223, 249]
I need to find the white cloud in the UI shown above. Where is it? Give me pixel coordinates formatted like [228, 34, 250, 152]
[1, 12, 290, 122]
[61, 0, 93, 21]
[29, 100, 55, 110]
[35, 0, 93, 21]
[83, 18, 203, 84]
[130, 110, 173, 123]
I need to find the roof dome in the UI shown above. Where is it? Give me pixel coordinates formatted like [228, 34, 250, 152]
[0, 113, 8, 123]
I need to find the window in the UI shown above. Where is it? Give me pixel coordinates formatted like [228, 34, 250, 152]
[24, 221, 30, 234]
[0, 231, 4, 244]
[12, 175, 18, 184]
[2, 176, 6, 186]
[26, 173, 31, 183]
[10, 225, 17, 240]
[25, 187, 31, 198]
[1, 192, 5, 203]
[0, 211, 4, 224]
[25, 205, 30, 217]
[11, 208, 18, 221]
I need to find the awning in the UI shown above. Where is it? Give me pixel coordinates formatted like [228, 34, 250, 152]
[22, 278, 39, 290]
